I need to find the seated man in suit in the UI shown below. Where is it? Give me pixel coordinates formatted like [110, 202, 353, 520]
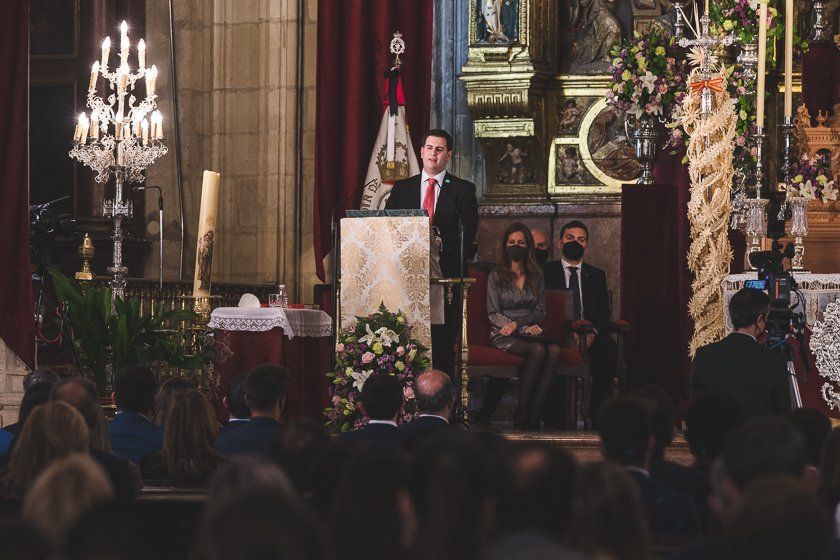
[219, 374, 251, 436]
[109, 365, 164, 465]
[216, 364, 287, 456]
[598, 397, 700, 535]
[400, 369, 455, 444]
[543, 220, 618, 423]
[691, 287, 792, 417]
[530, 228, 551, 267]
[338, 373, 403, 444]
[51, 377, 138, 500]
[385, 129, 479, 376]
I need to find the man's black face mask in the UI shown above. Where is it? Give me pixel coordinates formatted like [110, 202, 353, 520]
[534, 248, 550, 266]
[562, 240, 585, 261]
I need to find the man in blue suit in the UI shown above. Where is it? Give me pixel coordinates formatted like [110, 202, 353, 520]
[216, 364, 287, 456]
[109, 365, 163, 465]
[400, 370, 454, 445]
[338, 374, 403, 445]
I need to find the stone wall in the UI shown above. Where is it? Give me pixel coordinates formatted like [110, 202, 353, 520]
[0, 340, 28, 427]
[144, 0, 318, 302]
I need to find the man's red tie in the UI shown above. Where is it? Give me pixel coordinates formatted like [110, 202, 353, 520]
[423, 177, 437, 222]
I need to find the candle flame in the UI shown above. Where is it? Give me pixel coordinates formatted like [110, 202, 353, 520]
[120, 21, 128, 35]
[138, 38, 146, 52]
[147, 65, 158, 80]
[152, 110, 162, 124]
[102, 37, 111, 50]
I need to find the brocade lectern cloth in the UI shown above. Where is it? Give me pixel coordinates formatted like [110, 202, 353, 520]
[340, 216, 432, 353]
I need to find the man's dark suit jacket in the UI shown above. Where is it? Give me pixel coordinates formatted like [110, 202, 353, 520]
[336, 422, 401, 445]
[218, 419, 249, 436]
[91, 448, 137, 501]
[109, 411, 164, 465]
[542, 260, 611, 332]
[625, 469, 700, 534]
[216, 417, 279, 456]
[384, 172, 478, 278]
[399, 415, 449, 444]
[691, 332, 791, 418]
[650, 454, 711, 530]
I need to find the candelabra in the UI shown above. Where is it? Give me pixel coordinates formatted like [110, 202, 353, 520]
[736, 41, 759, 85]
[745, 126, 768, 269]
[780, 116, 795, 184]
[68, 20, 167, 311]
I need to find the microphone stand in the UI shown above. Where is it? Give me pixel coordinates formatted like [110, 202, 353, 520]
[330, 212, 340, 370]
[134, 185, 164, 289]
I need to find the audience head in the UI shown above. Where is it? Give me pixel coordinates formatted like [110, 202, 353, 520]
[193, 488, 328, 560]
[224, 373, 250, 420]
[3, 400, 89, 498]
[499, 223, 542, 293]
[558, 220, 590, 263]
[597, 397, 652, 468]
[726, 475, 833, 560]
[571, 461, 648, 560]
[16, 381, 56, 432]
[628, 384, 676, 456]
[267, 418, 331, 497]
[161, 389, 221, 481]
[360, 373, 403, 421]
[22, 453, 114, 552]
[820, 427, 840, 495]
[50, 377, 99, 429]
[684, 391, 746, 466]
[723, 417, 808, 490]
[786, 407, 831, 467]
[729, 287, 770, 332]
[330, 445, 414, 560]
[23, 367, 60, 391]
[207, 456, 296, 507]
[530, 229, 550, 266]
[244, 364, 288, 419]
[113, 365, 157, 415]
[415, 370, 455, 419]
[65, 502, 152, 560]
[504, 441, 577, 538]
[153, 376, 193, 427]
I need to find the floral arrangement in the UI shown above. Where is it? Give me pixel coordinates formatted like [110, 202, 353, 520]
[709, 0, 806, 48]
[607, 30, 689, 121]
[786, 153, 839, 204]
[324, 304, 431, 432]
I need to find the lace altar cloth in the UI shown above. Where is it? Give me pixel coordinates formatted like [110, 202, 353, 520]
[722, 273, 840, 331]
[209, 307, 332, 338]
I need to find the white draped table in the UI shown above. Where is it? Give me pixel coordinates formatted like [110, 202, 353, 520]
[722, 273, 840, 331]
[208, 307, 333, 420]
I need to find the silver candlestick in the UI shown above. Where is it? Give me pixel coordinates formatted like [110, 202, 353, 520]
[754, 126, 766, 198]
[68, 20, 167, 311]
[788, 195, 810, 271]
[745, 198, 768, 269]
[780, 116, 795, 185]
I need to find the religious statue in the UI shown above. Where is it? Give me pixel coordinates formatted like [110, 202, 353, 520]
[569, 0, 626, 73]
[497, 142, 535, 183]
[558, 146, 584, 182]
[477, 0, 520, 43]
[196, 230, 214, 291]
[588, 107, 640, 180]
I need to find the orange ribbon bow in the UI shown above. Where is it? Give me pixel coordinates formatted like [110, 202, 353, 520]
[689, 77, 725, 94]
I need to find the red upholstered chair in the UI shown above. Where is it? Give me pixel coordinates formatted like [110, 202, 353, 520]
[465, 263, 594, 427]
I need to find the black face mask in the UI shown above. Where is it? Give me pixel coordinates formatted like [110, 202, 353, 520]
[505, 244, 527, 263]
[534, 248, 550, 266]
[561, 240, 585, 261]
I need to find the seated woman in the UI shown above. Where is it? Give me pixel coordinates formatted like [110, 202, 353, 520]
[479, 222, 564, 430]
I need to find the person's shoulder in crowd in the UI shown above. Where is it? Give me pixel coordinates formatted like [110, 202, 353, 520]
[399, 415, 449, 444]
[216, 417, 279, 456]
[627, 470, 700, 534]
[90, 447, 137, 500]
[108, 411, 164, 465]
[337, 422, 401, 445]
[0, 429, 12, 455]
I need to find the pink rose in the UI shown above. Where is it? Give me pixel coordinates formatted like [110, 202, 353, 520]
[361, 351, 375, 364]
[332, 394, 341, 406]
[396, 346, 405, 356]
[403, 386, 415, 400]
[336, 343, 345, 353]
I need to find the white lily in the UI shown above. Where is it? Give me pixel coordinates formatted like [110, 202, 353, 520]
[822, 181, 838, 203]
[358, 323, 379, 346]
[375, 327, 399, 347]
[639, 71, 658, 94]
[350, 370, 371, 391]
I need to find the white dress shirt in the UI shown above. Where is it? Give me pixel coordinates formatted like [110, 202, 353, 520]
[367, 419, 398, 427]
[419, 413, 450, 424]
[420, 169, 446, 213]
[560, 257, 585, 317]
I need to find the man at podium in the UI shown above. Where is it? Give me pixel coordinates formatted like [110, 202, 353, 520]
[385, 129, 479, 375]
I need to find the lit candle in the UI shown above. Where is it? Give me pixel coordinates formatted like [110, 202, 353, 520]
[101, 37, 111, 68]
[89, 61, 99, 90]
[73, 123, 80, 143]
[79, 113, 89, 144]
[133, 118, 140, 138]
[152, 110, 162, 139]
[146, 65, 158, 96]
[141, 118, 149, 146]
[137, 38, 146, 69]
[118, 63, 129, 92]
[120, 21, 129, 60]
[90, 112, 99, 140]
[784, 0, 793, 117]
[117, 142, 125, 166]
[115, 110, 124, 139]
[756, 0, 768, 128]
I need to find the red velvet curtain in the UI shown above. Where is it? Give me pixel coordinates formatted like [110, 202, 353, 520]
[313, 0, 434, 280]
[0, 0, 35, 368]
[802, 42, 840, 120]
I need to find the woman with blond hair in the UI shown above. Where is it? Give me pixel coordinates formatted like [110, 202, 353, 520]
[22, 453, 114, 552]
[0, 400, 90, 499]
[141, 389, 223, 486]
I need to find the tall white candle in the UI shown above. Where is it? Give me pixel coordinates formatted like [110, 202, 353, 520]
[141, 118, 149, 146]
[146, 65, 158, 96]
[756, 0, 769, 128]
[784, 0, 794, 117]
[90, 112, 99, 140]
[193, 170, 221, 297]
[151, 110, 162, 139]
[137, 38, 146, 69]
[120, 21, 129, 60]
[89, 61, 99, 90]
[101, 37, 110, 68]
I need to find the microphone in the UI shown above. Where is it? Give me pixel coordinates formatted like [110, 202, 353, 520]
[133, 185, 165, 289]
[133, 185, 164, 210]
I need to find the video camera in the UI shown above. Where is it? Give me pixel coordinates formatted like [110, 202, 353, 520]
[744, 204, 805, 357]
[29, 196, 76, 271]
